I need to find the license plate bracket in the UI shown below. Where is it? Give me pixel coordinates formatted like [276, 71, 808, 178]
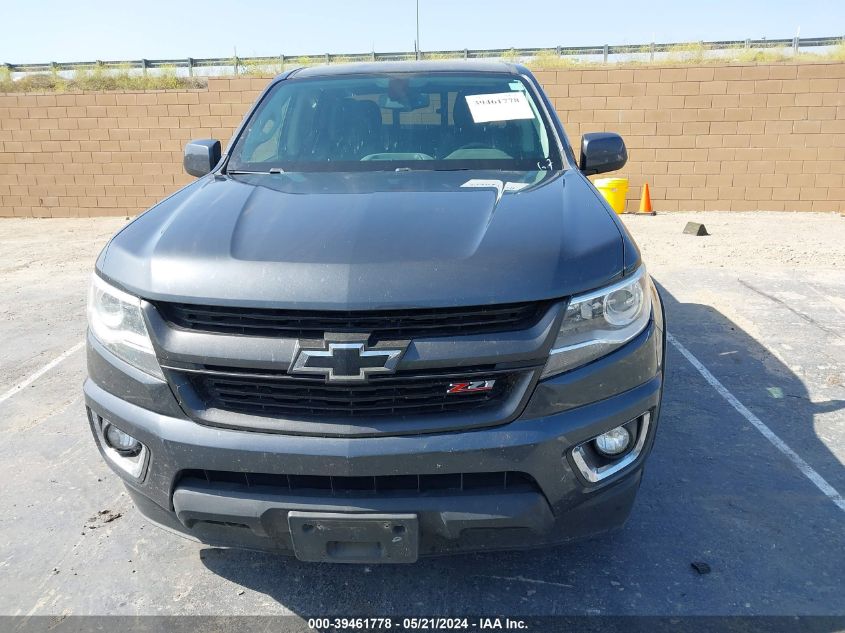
[287, 512, 419, 563]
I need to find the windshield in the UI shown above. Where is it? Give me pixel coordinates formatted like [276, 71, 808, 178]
[227, 72, 563, 173]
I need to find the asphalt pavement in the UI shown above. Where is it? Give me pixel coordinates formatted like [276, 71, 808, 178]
[0, 213, 843, 621]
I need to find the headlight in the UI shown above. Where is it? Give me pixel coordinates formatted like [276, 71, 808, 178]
[541, 266, 652, 379]
[87, 274, 163, 379]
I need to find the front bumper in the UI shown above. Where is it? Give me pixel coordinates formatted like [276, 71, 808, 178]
[85, 278, 665, 560]
[84, 313, 664, 559]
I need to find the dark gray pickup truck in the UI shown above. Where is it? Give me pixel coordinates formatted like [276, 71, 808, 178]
[84, 60, 664, 563]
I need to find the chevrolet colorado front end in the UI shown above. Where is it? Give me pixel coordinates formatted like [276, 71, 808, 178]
[85, 61, 664, 563]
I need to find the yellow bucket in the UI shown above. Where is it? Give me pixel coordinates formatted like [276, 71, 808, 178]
[594, 177, 628, 214]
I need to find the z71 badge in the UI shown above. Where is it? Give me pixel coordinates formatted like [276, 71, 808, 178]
[447, 380, 496, 394]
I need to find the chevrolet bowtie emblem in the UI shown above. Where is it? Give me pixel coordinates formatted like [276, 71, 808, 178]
[289, 341, 405, 382]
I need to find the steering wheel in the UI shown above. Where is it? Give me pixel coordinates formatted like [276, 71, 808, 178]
[455, 142, 491, 151]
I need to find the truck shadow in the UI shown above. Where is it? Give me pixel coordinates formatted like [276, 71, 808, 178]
[198, 282, 845, 616]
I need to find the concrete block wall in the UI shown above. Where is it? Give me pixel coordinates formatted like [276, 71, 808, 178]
[0, 78, 265, 218]
[1, 63, 844, 217]
[533, 63, 845, 212]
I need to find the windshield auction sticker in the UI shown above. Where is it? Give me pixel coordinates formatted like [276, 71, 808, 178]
[465, 92, 534, 123]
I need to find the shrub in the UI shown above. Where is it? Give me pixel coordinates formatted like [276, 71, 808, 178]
[0, 65, 205, 92]
[4, 41, 845, 93]
[239, 57, 283, 77]
[529, 50, 581, 69]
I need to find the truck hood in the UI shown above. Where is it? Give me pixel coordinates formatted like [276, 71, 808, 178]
[100, 169, 626, 309]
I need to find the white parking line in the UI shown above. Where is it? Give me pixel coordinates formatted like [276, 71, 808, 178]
[667, 332, 845, 514]
[0, 341, 85, 405]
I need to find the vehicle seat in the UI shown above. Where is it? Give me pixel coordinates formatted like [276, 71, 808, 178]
[450, 92, 485, 150]
[335, 99, 383, 160]
[448, 92, 526, 159]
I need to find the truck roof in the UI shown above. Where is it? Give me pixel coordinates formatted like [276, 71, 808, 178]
[287, 59, 528, 79]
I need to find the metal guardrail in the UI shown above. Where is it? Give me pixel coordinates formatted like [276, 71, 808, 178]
[4, 36, 843, 76]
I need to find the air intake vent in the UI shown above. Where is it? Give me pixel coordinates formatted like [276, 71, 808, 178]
[179, 469, 540, 496]
[154, 301, 549, 340]
[186, 368, 518, 418]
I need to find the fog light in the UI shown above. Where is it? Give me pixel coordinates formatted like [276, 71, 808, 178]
[594, 426, 631, 457]
[103, 423, 142, 456]
[90, 412, 148, 479]
[572, 412, 651, 483]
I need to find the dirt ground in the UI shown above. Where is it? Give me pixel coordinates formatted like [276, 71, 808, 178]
[627, 211, 845, 270]
[0, 211, 843, 624]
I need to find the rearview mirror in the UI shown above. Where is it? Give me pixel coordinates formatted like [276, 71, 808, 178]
[184, 139, 221, 177]
[579, 132, 627, 176]
[378, 92, 430, 111]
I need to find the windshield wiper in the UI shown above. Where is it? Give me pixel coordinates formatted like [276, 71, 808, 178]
[227, 168, 286, 175]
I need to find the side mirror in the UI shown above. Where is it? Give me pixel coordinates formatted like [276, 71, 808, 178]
[184, 139, 221, 177]
[579, 132, 627, 175]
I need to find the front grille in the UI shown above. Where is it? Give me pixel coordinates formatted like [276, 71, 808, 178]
[185, 367, 517, 418]
[179, 469, 540, 496]
[153, 300, 548, 340]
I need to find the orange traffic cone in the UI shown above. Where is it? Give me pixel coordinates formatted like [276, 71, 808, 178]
[638, 183, 656, 215]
